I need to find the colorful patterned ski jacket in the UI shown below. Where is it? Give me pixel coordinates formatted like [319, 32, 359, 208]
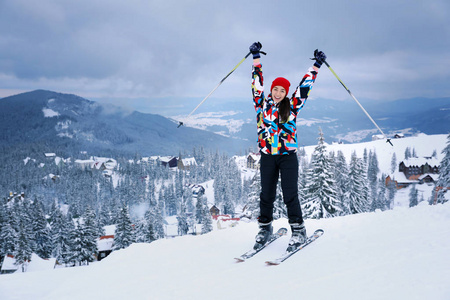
[252, 63, 318, 155]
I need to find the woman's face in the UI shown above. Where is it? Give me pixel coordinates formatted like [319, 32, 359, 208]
[271, 86, 286, 103]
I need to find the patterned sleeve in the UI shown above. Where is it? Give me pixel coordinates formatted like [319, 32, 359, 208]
[291, 67, 318, 117]
[252, 63, 265, 110]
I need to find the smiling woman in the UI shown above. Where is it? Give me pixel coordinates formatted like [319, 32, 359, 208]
[249, 41, 327, 253]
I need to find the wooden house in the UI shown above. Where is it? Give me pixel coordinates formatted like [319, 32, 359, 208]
[209, 205, 220, 216]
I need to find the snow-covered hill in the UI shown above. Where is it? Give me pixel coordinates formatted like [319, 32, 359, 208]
[1, 201, 449, 300]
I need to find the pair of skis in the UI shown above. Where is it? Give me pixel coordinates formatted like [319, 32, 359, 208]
[235, 228, 324, 265]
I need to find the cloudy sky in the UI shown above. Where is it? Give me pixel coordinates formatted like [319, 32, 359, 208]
[0, 0, 449, 115]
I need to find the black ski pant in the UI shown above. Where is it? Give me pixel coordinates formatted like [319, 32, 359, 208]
[259, 152, 304, 225]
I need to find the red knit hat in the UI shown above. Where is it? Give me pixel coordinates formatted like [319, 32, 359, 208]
[271, 77, 291, 96]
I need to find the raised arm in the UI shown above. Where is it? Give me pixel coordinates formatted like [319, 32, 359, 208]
[290, 50, 327, 116]
[250, 42, 264, 110]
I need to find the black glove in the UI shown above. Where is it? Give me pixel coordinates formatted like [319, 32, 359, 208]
[249, 42, 262, 59]
[312, 49, 327, 68]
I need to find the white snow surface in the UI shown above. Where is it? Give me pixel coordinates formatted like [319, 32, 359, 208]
[42, 108, 60, 118]
[1, 202, 449, 300]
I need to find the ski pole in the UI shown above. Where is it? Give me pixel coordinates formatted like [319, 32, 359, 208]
[177, 51, 266, 128]
[323, 60, 393, 146]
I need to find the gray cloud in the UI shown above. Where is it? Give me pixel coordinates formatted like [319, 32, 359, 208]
[0, 0, 449, 112]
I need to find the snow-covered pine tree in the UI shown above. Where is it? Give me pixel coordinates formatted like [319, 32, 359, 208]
[80, 206, 99, 264]
[302, 128, 340, 219]
[409, 185, 419, 207]
[297, 150, 309, 205]
[436, 133, 450, 204]
[195, 194, 204, 224]
[386, 176, 397, 209]
[142, 209, 157, 243]
[201, 206, 213, 234]
[347, 151, 370, 214]
[30, 199, 52, 258]
[153, 201, 166, 239]
[14, 222, 33, 272]
[114, 205, 135, 250]
[367, 150, 380, 211]
[164, 184, 177, 216]
[241, 170, 261, 220]
[390, 152, 397, 174]
[0, 200, 10, 264]
[51, 205, 73, 266]
[273, 183, 287, 219]
[0, 220, 18, 258]
[333, 150, 349, 215]
[177, 202, 189, 236]
[68, 220, 83, 266]
[404, 147, 412, 160]
[373, 176, 388, 211]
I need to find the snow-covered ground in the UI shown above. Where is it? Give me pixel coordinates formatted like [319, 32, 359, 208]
[1, 201, 449, 300]
[1, 133, 449, 299]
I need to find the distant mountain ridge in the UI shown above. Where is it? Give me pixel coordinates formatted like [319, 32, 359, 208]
[0, 90, 250, 157]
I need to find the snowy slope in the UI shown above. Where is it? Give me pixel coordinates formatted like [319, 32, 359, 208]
[1, 202, 449, 300]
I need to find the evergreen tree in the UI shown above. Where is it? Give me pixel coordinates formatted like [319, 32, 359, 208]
[409, 185, 419, 207]
[373, 176, 388, 211]
[436, 133, 450, 204]
[51, 208, 73, 266]
[201, 204, 213, 234]
[177, 203, 189, 236]
[273, 183, 287, 219]
[195, 195, 204, 224]
[14, 222, 33, 272]
[390, 152, 397, 174]
[302, 128, 340, 219]
[242, 171, 261, 220]
[333, 150, 349, 215]
[386, 177, 397, 209]
[404, 147, 412, 160]
[80, 206, 99, 264]
[30, 199, 52, 258]
[367, 150, 380, 211]
[114, 205, 135, 250]
[347, 152, 370, 214]
[152, 199, 165, 239]
[142, 209, 157, 243]
[68, 220, 84, 266]
[0, 222, 17, 257]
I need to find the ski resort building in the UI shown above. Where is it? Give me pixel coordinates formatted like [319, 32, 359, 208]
[386, 157, 440, 189]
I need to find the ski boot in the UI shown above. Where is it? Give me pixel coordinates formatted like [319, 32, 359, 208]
[287, 222, 307, 252]
[253, 221, 273, 250]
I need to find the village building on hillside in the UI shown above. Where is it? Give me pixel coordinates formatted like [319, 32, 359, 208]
[386, 157, 440, 189]
[209, 205, 220, 216]
[158, 156, 197, 170]
[97, 225, 116, 261]
[74, 157, 117, 175]
[159, 156, 178, 168]
[247, 153, 261, 169]
[178, 157, 197, 170]
[185, 183, 205, 198]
